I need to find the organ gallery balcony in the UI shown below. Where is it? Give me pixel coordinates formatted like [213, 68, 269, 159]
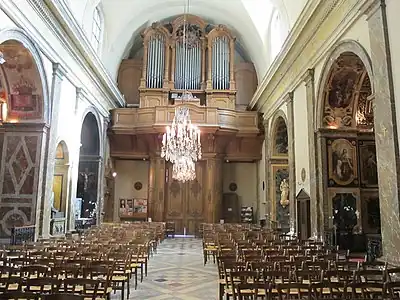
[111, 103, 260, 136]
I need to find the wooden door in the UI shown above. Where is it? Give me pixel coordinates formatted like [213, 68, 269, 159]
[222, 193, 240, 223]
[165, 162, 205, 235]
[297, 200, 311, 240]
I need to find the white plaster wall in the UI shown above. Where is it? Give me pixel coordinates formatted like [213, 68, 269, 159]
[293, 83, 310, 195]
[0, 2, 116, 117]
[386, 0, 400, 148]
[340, 16, 371, 56]
[0, 8, 16, 29]
[114, 160, 149, 221]
[223, 162, 258, 218]
[56, 80, 80, 153]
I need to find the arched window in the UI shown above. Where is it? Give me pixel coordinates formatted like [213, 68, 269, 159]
[270, 10, 284, 61]
[91, 6, 103, 53]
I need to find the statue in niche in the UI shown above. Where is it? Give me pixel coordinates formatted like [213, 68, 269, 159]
[280, 179, 289, 207]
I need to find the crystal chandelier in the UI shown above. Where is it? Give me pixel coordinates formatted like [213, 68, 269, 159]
[161, 106, 202, 179]
[161, 0, 202, 182]
[172, 156, 196, 182]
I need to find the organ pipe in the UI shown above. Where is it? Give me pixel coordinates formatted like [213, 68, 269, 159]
[146, 34, 165, 89]
[211, 36, 230, 90]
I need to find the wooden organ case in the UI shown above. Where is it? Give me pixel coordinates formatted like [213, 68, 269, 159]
[111, 15, 262, 235]
[139, 15, 237, 109]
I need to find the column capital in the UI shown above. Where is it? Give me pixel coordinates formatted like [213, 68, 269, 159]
[362, 0, 385, 19]
[302, 68, 315, 84]
[284, 91, 294, 104]
[262, 116, 269, 129]
[52, 63, 67, 80]
[76, 87, 88, 100]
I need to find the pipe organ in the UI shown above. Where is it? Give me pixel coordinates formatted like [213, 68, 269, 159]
[146, 34, 166, 89]
[139, 15, 237, 109]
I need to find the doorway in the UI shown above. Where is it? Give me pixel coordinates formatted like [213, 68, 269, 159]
[296, 189, 311, 240]
[164, 162, 205, 235]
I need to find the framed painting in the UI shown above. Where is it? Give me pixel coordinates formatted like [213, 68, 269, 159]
[359, 141, 378, 187]
[119, 198, 133, 217]
[361, 190, 380, 234]
[328, 138, 358, 186]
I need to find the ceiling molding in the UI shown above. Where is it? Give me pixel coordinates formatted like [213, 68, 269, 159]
[249, 0, 369, 119]
[5, 0, 125, 113]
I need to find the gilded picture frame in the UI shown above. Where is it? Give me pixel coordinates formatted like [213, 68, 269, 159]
[359, 140, 378, 187]
[328, 138, 358, 186]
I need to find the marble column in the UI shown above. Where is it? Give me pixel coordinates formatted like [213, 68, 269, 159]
[366, 0, 400, 265]
[96, 117, 108, 225]
[40, 63, 66, 238]
[263, 118, 272, 227]
[303, 69, 320, 238]
[286, 92, 296, 233]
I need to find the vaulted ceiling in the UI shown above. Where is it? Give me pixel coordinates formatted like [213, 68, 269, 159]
[67, 0, 308, 82]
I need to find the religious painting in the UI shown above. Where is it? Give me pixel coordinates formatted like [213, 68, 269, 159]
[8, 76, 42, 120]
[271, 164, 289, 231]
[359, 141, 378, 187]
[272, 117, 288, 157]
[328, 138, 358, 186]
[361, 191, 380, 234]
[52, 175, 63, 211]
[323, 53, 367, 129]
[327, 69, 358, 108]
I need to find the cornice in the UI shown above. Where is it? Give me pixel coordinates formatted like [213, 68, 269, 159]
[40, 0, 125, 108]
[52, 62, 67, 79]
[250, 0, 366, 117]
[5, 0, 124, 113]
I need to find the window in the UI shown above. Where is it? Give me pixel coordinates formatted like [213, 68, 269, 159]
[91, 6, 102, 53]
[270, 10, 284, 60]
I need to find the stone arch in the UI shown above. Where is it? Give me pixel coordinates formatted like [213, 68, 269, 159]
[268, 109, 290, 231]
[314, 41, 380, 249]
[79, 106, 103, 155]
[270, 110, 289, 157]
[52, 140, 70, 214]
[76, 109, 102, 222]
[316, 40, 374, 132]
[0, 28, 50, 124]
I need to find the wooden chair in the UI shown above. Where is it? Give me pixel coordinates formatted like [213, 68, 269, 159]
[0, 291, 39, 299]
[43, 293, 84, 300]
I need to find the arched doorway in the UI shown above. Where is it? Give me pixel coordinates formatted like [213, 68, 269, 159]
[317, 48, 379, 252]
[53, 141, 70, 213]
[0, 37, 49, 240]
[76, 112, 100, 223]
[50, 141, 70, 235]
[269, 114, 289, 231]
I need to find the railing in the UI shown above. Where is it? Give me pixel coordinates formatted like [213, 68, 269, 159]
[10, 225, 35, 245]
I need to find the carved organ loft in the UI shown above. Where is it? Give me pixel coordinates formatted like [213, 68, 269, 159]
[108, 15, 262, 234]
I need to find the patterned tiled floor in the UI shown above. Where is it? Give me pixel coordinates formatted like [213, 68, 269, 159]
[111, 238, 218, 300]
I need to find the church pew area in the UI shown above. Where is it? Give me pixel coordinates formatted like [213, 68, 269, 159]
[202, 223, 399, 300]
[0, 222, 166, 299]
